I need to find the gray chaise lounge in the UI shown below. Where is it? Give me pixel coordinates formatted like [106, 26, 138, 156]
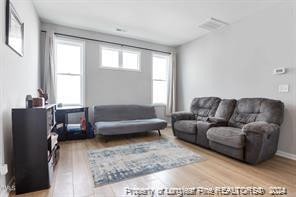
[172, 97, 284, 164]
[94, 105, 167, 136]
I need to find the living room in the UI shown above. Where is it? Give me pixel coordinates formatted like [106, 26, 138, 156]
[0, 0, 295, 196]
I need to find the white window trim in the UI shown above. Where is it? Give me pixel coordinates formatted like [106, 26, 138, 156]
[152, 53, 170, 105]
[99, 45, 141, 72]
[54, 36, 85, 107]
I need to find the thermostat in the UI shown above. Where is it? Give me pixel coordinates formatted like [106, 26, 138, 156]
[273, 67, 286, 75]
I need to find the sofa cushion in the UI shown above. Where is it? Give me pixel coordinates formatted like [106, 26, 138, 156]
[174, 120, 197, 134]
[229, 98, 284, 128]
[94, 105, 156, 122]
[209, 141, 244, 160]
[190, 97, 221, 121]
[95, 118, 167, 135]
[175, 132, 196, 144]
[214, 99, 237, 121]
[207, 127, 245, 148]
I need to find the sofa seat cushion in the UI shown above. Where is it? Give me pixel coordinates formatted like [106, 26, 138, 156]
[207, 127, 245, 148]
[95, 118, 167, 135]
[174, 120, 197, 134]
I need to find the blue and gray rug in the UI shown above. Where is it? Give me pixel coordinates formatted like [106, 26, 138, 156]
[88, 139, 205, 186]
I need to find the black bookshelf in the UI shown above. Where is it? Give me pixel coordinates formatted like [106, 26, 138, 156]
[12, 104, 59, 195]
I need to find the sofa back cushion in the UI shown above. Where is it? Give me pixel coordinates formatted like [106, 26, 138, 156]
[215, 99, 237, 121]
[94, 105, 156, 122]
[190, 97, 221, 121]
[229, 98, 284, 128]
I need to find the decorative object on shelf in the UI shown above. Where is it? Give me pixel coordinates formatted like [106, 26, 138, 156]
[80, 116, 87, 131]
[32, 97, 45, 107]
[37, 88, 49, 104]
[5, 0, 24, 56]
[25, 95, 32, 108]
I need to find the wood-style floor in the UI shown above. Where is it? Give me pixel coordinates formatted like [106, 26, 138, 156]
[12, 128, 296, 197]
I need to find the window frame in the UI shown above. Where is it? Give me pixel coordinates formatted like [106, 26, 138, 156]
[99, 45, 141, 72]
[152, 53, 170, 105]
[54, 36, 85, 107]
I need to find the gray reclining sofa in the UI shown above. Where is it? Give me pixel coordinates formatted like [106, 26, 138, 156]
[172, 97, 284, 164]
[94, 105, 167, 136]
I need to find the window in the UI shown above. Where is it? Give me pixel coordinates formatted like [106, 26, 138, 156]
[101, 47, 119, 68]
[100, 46, 140, 71]
[55, 37, 84, 106]
[152, 54, 169, 104]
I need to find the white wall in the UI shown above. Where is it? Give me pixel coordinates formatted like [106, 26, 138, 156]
[0, 0, 40, 194]
[177, 2, 296, 155]
[41, 23, 175, 120]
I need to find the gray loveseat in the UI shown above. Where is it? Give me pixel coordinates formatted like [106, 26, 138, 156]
[172, 97, 284, 164]
[94, 105, 167, 136]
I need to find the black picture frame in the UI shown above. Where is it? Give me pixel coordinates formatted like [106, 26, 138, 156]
[5, 0, 24, 57]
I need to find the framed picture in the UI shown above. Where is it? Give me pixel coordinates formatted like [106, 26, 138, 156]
[5, 0, 24, 57]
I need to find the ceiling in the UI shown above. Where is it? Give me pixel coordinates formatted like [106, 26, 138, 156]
[32, 0, 283, 46]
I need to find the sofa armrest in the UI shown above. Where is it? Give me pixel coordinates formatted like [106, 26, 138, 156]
[171, 111, 195, 121]
[171, 112, 195, 135]
[243, 121, 279, 135]
[207, 117, 228, 126]
[242, 121, 280, 164]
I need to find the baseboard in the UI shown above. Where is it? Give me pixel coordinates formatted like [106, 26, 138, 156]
[276, 150, 296, 160]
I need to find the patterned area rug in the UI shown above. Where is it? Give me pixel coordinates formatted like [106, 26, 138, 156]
[88, 139, 205, 186]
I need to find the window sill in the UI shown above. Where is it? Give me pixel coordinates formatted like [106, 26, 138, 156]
[152, 103, 167, 107]
[57, 104, 83, 108]
[99, 66, 141, 72]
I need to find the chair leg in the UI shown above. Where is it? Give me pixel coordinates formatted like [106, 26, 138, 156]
[158, 130, 161, 136]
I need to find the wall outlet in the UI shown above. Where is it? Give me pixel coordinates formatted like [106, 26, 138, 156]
[0, 164, 8, 176]
[278, 84, 289, 93]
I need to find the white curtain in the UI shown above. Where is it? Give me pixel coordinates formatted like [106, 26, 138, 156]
[166, 52, 177, 115]
[43, 31, 56, 103]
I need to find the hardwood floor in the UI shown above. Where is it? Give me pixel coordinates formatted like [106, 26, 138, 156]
[11, 128, 296, 197]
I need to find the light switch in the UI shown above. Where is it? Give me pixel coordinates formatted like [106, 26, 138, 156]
[278, 84, 289, 93]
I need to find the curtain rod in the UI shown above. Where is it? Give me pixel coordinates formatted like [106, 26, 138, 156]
[41, 30, 171, 55]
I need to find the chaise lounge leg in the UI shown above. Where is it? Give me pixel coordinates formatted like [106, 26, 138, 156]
[158, 130, 161, 136]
